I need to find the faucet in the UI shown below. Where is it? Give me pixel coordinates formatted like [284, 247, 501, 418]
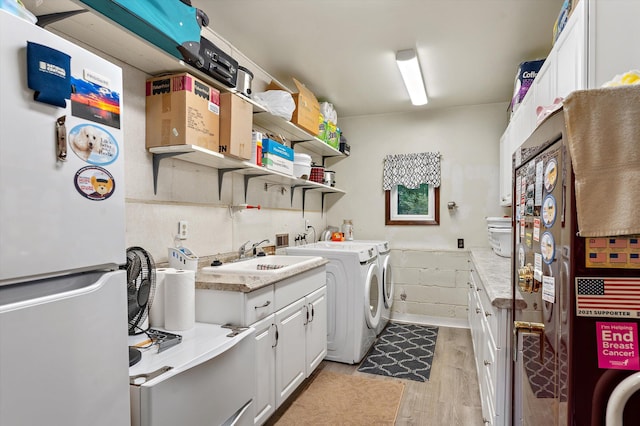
[238, 240, 252, 259]
[251, 239, 270, 256]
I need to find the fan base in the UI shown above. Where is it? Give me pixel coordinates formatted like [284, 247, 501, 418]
[129, 347, 142, 366]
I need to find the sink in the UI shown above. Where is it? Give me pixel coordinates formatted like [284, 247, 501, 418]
[201, 255, 322, 276]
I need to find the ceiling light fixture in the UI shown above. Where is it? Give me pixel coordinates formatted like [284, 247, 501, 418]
[395, 49, 428, 106]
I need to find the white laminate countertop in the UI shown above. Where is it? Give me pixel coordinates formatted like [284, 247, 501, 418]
[195, 257, 329, 293]
[470, 248, 526, 310]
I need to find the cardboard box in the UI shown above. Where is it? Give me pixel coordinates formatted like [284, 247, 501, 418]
[219, 92, 252, 160]
[262, 138, 294, 161]
[262, 153, 293, 175]
[267, 78, 320, 136]
[145, 72, 220, 151]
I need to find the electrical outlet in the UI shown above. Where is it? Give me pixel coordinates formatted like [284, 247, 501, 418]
[457, 238, 464, 249]
[178, 220, 188, 240]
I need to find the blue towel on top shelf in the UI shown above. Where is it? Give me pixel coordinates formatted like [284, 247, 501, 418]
[27, 41, 71, 107]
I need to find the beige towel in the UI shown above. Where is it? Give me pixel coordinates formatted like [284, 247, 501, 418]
[563, 85, 640, 237]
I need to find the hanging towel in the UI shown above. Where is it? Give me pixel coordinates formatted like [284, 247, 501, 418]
[27, 41, 71, 108]
[563, 85, 640, 237]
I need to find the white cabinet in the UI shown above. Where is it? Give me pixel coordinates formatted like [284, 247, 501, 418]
[499, 0, 640, 205]
[195, 266, 327, 425]
[468, 263, 511, 426]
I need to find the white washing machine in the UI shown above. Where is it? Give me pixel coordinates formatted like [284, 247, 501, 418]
[324, 240, 393, 335]
[286, 242, 381, 364]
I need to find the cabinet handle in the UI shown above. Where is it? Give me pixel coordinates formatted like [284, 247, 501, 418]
[476, 308, 481, 314]
[309, 304, 315, 322]
[254, 300, 271, 309]
[272, 324, 279, 348]
[485, 311, 492, 317]
[303, 305, 309, 325]
[476, 287, 483, 292]
[484, 360, 492, 366]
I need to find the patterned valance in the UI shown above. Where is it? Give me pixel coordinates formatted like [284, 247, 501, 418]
[383, 152, 441, 190]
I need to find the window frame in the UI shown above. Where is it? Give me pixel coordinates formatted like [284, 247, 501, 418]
[385, 184, 440, 226]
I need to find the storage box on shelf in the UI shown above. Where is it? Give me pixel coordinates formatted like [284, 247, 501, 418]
[219, 92, 252, 160]
[267, 78, 320, 136]
[262, 138, 294, 175]
[145, 72, 220, 151]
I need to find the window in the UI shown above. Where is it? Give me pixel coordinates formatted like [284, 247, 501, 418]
[385, 183, 440, 225]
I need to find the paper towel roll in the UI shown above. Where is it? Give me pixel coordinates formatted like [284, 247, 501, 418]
[149, 268, 176, 328]
[164, 269, 196, 331]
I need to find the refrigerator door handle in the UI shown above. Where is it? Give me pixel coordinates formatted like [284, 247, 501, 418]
[56, 115, 67, 162]
[513, 321, 545, 363]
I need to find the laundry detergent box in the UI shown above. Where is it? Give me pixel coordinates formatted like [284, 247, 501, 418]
[146, 72, 220, 151]
[509, 59, 545, 116]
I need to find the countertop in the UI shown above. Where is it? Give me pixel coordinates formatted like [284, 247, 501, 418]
[469, 248, 526, 310]
[195, 257, 329, 293]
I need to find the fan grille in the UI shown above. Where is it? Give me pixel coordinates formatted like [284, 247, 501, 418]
[125, 247, 156, 335]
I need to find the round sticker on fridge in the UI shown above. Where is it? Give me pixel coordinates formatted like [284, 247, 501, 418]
[542, 194, 557, 228]
[74, 166, 116, 201]
[544, 158, 558, 192]
[68, 124, 119, 165]
[540, 231, 556, 264]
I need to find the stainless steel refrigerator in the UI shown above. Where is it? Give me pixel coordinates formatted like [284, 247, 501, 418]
[511, 108, 640, 424]
[0, 9, 129, 425]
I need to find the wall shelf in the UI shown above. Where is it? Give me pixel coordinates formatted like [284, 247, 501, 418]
[149, 145, 344, 210]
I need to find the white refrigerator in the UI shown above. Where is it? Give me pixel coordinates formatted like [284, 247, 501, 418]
[0, 9, 130, 426]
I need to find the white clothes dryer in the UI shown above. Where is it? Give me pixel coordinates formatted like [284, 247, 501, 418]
[286, 242, 381, 364]
[351, 240, 393, 335]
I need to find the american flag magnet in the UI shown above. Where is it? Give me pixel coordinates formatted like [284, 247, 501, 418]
[576, 277, 640, 318]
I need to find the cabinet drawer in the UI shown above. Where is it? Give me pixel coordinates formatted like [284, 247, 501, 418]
[244, 285, 275, 325]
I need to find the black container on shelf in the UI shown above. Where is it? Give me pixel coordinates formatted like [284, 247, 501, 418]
[189, 36, 238, 88]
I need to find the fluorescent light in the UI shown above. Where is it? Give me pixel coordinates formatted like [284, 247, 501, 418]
[395, 49, 428, 105]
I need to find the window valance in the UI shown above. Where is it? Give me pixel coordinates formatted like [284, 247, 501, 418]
[382, 152, 441, 190]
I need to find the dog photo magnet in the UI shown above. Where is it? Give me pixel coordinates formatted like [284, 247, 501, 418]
[69, 124, 119, 165]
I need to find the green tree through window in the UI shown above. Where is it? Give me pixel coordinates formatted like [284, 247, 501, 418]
[397, 184, 430, 215]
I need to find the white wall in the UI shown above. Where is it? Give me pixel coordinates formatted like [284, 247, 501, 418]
[325, 105, 511, 321]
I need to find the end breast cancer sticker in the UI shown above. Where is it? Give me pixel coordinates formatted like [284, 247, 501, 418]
[596, 322, 640, 370]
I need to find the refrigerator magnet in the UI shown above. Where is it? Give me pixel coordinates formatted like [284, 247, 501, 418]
[69, 124, 119, 166]
[542, 194, 557, 228]
[541, 231, 555, 264]
[74, 166, 115, 201]
[544, 158, 558, 192]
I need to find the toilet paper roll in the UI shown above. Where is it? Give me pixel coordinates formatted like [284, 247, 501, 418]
[164, 269, 196, 331]
[149, 268, 176, 328]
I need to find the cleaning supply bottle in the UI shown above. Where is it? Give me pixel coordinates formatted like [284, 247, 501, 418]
[256, 139, 262, 166]
[342, 220, 354, 241]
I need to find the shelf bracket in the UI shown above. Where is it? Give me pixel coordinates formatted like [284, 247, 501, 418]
[152, 152, 185, 195]
[218, 168, 243, 200]
[244, 174, 269, 202]
[301, 187, 316, 216]
[290, 185, 305, 206]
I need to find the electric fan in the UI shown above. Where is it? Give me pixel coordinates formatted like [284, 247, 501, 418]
[124, 246, 156, 366]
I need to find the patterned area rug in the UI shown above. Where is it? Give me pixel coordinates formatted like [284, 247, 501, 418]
[357, 322, 438, 382]
[523, 334, 568, 400]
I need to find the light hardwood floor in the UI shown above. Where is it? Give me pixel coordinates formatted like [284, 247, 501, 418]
[268, 326, 484, 425]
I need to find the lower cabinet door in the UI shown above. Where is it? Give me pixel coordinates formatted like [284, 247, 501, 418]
[274, 297, 307, 408]
[305, 286, 327, 376]
[252, 315, 276, 425]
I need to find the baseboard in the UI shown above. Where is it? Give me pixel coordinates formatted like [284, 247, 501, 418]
[389, 312, 469, 329]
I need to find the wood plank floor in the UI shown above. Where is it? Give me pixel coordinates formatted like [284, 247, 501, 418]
[267, 326, 484, 425]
